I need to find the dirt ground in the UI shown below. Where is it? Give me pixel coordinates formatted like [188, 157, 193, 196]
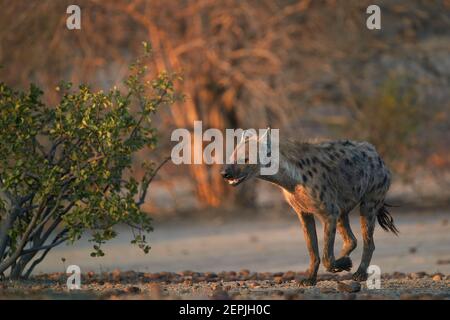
[0, 270, 448, 300]
[1, 209, 449, 300]
[34, 209, 450, 274]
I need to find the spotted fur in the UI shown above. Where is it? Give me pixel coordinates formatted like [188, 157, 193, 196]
[222, 136, 397, 285]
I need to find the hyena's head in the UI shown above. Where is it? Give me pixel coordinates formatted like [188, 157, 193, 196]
[220, 128, 271, 187]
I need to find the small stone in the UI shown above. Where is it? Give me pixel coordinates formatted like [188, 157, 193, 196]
[111, 269, 121, 282]
[239, 269, 250, 280]
[181, 270, 194, 276]
[210, 283, 222, 291]
[432, 274, 443, 281]
[205, 272, 217, 279]
[144, 273, 160, 280]
[212, 289, 230, 300]
[337, 281, 361, 293]
[409, 272, 427, 279]
[320, 287, 336, 294]
[274, 276, 283, 284]
[282, 271, 296, 281]
[408, 247, 417, 254]
[124, 286, 141, 294]
[392, 271, 406, 279]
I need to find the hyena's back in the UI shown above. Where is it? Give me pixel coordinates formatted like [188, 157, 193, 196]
[315, 139, 391, 214]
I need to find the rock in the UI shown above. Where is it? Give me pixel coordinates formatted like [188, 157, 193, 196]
[432, 274, 443, 281]
[337, 281, 361, 293]
[282, 271, 296, 281]
[248, 272, 258, 280]
[236, 281, 245, 287]
[318, 274, 336, 281]
[124, 286, 141, 294]
[409, 271, 427, 279]
[210, 283, 222, 291]
[344, 293, 357, 300]
[181, 270, 194, 276]
[212, 289, 230, 300]
[111, 269, 121, 282]
[224, 271, 237, 281]
[392, 271, 406, 279]
[257, 272, 272, 280]
[205, 272, 217, 279]
[337, 273, 353, 281]
[144, 273, 160, 280]
[239, 269, 250, 276]
[274, 276, 283, 284]
[122, 271, 139, 281]
[320, 287, 336, 294]
[273, 272, 283, 277]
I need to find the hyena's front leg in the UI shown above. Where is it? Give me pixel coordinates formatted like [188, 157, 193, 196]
[322, 214, 352, 273]
[298, 212, 320, 286]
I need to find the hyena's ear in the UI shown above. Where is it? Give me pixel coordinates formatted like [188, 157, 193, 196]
[239, 129, 248, 144]
[259, 127, 271, 154]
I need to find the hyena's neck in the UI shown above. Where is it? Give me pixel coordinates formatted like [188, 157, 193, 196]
[258, 140, 317, 192]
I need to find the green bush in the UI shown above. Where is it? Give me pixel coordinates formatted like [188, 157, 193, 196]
[0, 45, 180, 279]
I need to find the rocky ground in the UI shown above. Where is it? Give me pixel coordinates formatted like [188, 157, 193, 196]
[0, 270, 448, 300]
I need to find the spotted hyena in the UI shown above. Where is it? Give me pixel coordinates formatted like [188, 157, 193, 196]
[221, 129, 398, 286]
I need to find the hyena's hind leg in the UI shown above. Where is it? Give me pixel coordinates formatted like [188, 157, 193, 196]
[321, 213, 352, 273]
[337, 213, 357, 258]
[353, 201, 377, 281]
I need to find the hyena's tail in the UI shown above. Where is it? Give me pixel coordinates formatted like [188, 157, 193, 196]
[377, 203, 399, 235]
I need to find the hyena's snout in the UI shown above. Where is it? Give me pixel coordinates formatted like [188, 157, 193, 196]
[220, 165, 233, 179]
[220, 165, 246, 186]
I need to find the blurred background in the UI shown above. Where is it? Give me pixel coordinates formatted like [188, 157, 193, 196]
[0, 0, 449, 274]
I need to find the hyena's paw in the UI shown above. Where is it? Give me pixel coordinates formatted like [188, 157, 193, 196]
[327, 256, 352, 273]
[352, 269, 368, 281]
[334, 256, 353, 272]
[298, 277, 317, 287]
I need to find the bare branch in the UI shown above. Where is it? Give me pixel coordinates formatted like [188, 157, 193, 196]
[136, 156, 170, 207]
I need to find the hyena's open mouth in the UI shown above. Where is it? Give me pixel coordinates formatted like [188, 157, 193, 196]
[226, 175, 247, 186]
